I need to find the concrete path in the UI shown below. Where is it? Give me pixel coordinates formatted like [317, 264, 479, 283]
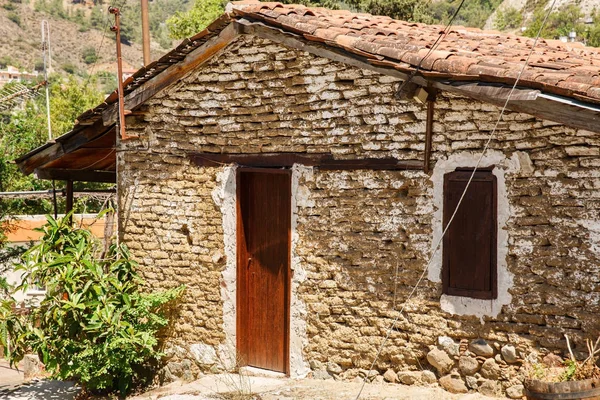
[0, 360, 78, 400]
[1, 359, 506, 400]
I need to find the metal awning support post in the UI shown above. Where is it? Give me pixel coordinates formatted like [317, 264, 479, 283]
[65, 180, 74, 223]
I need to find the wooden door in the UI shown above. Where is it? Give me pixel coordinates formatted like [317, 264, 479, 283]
[237, 169, 291, 374]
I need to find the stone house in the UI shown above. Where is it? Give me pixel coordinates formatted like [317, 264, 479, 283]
[15, 1, 600, 396]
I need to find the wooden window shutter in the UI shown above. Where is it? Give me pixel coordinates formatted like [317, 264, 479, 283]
[443, 169, 497, 300]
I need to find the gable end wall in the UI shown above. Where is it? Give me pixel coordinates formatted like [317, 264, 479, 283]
[117, 34, 600, 389]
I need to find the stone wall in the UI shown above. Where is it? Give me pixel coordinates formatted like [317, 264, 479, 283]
[118, 33, 600, 394]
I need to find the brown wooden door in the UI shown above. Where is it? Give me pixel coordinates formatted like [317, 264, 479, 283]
[237, 169, 291, 374]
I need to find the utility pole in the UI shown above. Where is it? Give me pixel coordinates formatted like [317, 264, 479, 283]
[141, 0, 151, 65]
[41, 20, 52, 141]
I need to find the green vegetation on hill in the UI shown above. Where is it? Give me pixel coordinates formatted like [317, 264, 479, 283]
[0, 77, 105, 214]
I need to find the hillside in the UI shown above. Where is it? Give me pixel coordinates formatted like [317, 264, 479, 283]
[0, 0, 185, 77]
[485, 0, 599, 30]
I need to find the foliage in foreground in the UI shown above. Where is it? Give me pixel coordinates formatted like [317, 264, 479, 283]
[1, 212, 184, 395]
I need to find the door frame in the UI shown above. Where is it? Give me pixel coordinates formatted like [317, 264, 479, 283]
[235, 167, 292, 375]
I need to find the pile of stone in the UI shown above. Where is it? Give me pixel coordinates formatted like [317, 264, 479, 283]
[425, 336, 524, 398]
[310, 336, 525, 399]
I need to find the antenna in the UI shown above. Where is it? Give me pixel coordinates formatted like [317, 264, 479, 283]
[41, 20, 52, 141]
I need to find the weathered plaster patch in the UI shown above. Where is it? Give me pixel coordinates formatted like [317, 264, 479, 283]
[429, 150, 518, 319]
[576, 219, 600, 255]
[290, 165, 312, 378]
[212, 165, 238, 369]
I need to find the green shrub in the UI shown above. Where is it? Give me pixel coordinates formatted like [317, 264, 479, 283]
[4, 212, 184, 396]
[7, 12, 21, 26]
[494, 6, 523, 31]
[82, 46, 98, 64]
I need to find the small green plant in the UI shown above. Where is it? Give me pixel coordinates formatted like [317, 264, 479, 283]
[524, 335, 600, 383]
[7, 12, 21, 26]
[4, 211, 184, 396]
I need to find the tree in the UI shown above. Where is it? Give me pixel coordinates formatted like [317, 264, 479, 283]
[0, 76, 104, 214]
[167, 0, 225, 39]
[524, 4, 584, 39]
[494, 6, 523, 31]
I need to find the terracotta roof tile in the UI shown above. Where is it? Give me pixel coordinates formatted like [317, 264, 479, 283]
[231, 2, 600, 101]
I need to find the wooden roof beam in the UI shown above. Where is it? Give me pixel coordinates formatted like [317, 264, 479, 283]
[34, 168, 116, 183]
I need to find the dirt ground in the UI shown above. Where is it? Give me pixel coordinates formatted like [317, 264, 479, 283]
[1, 359, 506, 400]
[131, 374, 505, 400]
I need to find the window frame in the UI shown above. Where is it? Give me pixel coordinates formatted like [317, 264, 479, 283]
[442, 168, 498, 300]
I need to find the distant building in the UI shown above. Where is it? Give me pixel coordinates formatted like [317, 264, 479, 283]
[0, 66, 39, 85]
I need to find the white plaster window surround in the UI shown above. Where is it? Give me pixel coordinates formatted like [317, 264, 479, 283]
[428, 151, 520, 319]
[212, 164, 310, 377]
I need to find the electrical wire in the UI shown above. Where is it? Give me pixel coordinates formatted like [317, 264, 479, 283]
[396, 0, 467, 96]
[353, 1, 559, 398]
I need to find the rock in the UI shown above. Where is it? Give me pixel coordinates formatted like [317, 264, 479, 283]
[157, 366, 176, 384]
[427, 348, 455, 375]
[189, 343, 217, 366]
[465, 375, 478, 390]
[458, 356, 480, 375]
[542, 353, 563, 367]
[469, 339, 494, 357]
[439, 375, 468, 394]
[501, 345, 519, 364]
[438, 336, 460, 357]
[168, 361, 184, 378]
[506, 384, 525, 399]
[397, 371, 421, 385]
[478, 379, 501, 396]
[421, 370, 437, 384]
[310, 359, 325, 370]
[383, 369, 398, 383]
[22, 354, 43, 380]
[373, 375, 385, 384]
[313, 370, 333, 380]
[358, 369, 379, 381]
[480, 358, 501, 380]
[326, 362, 343, 375]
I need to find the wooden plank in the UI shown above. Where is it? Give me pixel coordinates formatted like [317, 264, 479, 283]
[237, 169, 291, 374]
[189, 152, 423, 170]
[34, 168, 116, 183]
[424, 99, 434, 174]
[102, 23, 240, 126]
[17, 121, 115, 175]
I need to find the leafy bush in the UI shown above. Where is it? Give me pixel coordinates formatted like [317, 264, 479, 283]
[7, 12, 21, 26]
[4, 212, 184, 395]
[494, 6, 523, 31]
[82, 46, 98, 64]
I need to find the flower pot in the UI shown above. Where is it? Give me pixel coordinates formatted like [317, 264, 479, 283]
[524, 378, 600, 400]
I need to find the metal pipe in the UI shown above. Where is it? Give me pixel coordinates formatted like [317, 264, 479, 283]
[52, 180, 57, 219]
[41, 20, 52, 141]
[109, 7, 127, 142]
[141, 0, 151, 66]
[66, 180, 74, 222]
